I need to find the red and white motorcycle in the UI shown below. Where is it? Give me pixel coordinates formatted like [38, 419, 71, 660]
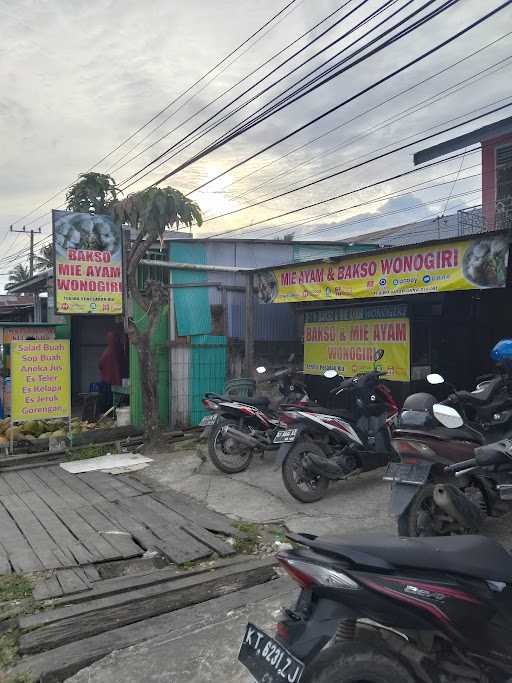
[277, 350, 399, 502]
[201, 366, 311, 474]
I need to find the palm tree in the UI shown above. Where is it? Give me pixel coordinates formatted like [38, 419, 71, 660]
[34, 243, 54, 271]
[65, 172, 119, 215]
[6, 263, 30, 289]
[110, 187, 203, 444]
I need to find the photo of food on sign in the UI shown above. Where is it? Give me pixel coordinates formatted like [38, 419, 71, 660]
[462, 237, 509, 288]
[53, 209, 124, 316]
[53, 211, 121, 259]
[255, 271, 277, 303]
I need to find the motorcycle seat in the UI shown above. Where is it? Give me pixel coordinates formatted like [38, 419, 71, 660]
[205, 392, 270, 408]
[287, 532, 512, 583]
[296, 405, 353, 420]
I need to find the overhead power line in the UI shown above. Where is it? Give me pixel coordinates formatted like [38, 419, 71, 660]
[109, 0, 363, 176]
[167, 0, 511, 196]
[202, 100, 511, 232]
[221, 53, 512, 207]
[122, 0, 460, 191]
[9, 0, 302, 228]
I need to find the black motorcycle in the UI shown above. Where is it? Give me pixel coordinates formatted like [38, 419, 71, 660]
[275, 350, 399, 503]
[238, 529, 512, 682]
[386, 388, 512, 536]
[201, 366, 311, 474]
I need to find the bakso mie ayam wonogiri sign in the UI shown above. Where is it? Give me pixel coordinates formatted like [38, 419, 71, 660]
[52, 210, 123, 315]
[255, 235, 510, 304]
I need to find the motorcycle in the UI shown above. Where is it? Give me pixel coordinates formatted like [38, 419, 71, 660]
[202, 365, 311, 474]
[238, 528, 512, 682]
[388, 398, 512, 537]
[276, 350, 399, 503]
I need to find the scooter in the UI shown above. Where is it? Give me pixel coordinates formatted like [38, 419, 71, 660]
[202, 366, 311, 474]
[386, 397, 512, 537]
[275, 349, 399, 503]
[238, 526, 512, 682]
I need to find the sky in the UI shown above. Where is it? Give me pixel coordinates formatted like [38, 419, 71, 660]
[1, 0, 511, 289]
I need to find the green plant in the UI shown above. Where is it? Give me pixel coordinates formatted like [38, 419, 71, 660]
[110, 187, 202, 446]
[5, 264, 30, 290]
[66, 172, 119, 215]
[65, 443, 118, 461]
[232, 522, 260, 554]
[0, 576, 32, 603]
[0, 672, 33, 683]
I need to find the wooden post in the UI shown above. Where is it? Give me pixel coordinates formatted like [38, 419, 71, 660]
[244, 273, 254, 377]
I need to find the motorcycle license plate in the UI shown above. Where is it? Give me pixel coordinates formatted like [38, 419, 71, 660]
[238, 623, 305, 683]
[273, 429, 298, 444]
[199, 414, 217, 427]
[383, 462, 431, 485]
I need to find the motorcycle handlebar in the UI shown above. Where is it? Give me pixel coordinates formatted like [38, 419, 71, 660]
[444, 458, 477, 473]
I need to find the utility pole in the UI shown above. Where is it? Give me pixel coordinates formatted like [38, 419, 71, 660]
[9, 225, 42, 277]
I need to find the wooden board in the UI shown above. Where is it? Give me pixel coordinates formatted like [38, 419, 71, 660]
[53, 508, 122, 563]
[153, 489, 242, 537]
[115, 475, 152, 494]
[51, 557, 251, 606]
[16, 470, 67, 511]
[32, 575, 63, 601]
[74, 505, 142, 559]
[129, 495, 234, 557]
[74, 472, 123, 502]
[0, 541, 11, 575]
[2, 471, 32, 494]
[17, 558, 277, 654]
[13, 577, 290, 682]
[0, 475, 14, 497]
[35, 468, 91, 509]
[118, 496, 213, 564]
[50, 467, 109, 505]
[94, 500, 168, 554]
[56, 569, 91, 595]
[0, 494, 72, 570]
[0, 500, 44, 573]
[22, 492, 94, 566]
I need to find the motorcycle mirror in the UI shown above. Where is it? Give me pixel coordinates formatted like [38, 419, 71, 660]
[427, 373, 445, 385]
[433, 404, 464, 429]
[256, 366, 267, 374]
[374, 349, 385, 361]
[324, 369, 338, 379]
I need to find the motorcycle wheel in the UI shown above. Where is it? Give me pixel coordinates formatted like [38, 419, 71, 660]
[303, 641, 414, 683]
[398, 483, 462, 537]
[282, 440, 329, 503]
[207, 419, 253, 474]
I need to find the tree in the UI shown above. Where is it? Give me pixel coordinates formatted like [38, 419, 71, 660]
[110, 187, 203, 445]
[34, 243, 54, 272]
[65, 172, 119, 215]
[6, 263, 30, 289]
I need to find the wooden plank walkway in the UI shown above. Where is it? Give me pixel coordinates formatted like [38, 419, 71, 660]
[0, 466, 237, 582]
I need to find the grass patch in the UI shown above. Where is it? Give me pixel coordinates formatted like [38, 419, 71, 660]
[0, 674, 33, 683]
[232, 522, 261, 554]
[0, 576, 31, 603]
[65, 443, 119, 461]
[0, 628, 21, 675]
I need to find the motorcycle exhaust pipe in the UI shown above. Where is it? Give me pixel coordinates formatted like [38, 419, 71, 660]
[222, 425, 262, 449]
[433, 484, 483, 531]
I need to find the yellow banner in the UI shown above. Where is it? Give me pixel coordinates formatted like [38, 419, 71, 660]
[256, 235, 509, 303]
[53, 210, 123, 315]
[304, 318, 410, 382]
[11, 340, 71, 421]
